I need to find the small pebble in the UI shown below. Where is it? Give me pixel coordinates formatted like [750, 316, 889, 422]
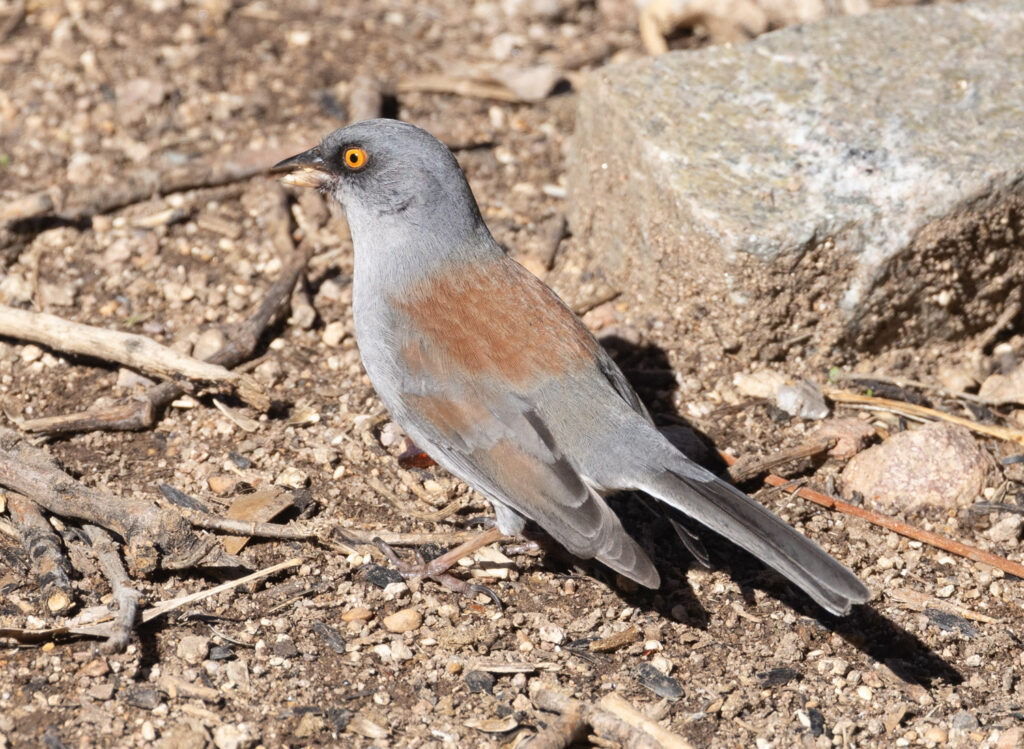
[177, 635, 210, 666]
[207, 475, 236, 494]
[650, 654, 673, 675]
[212, 723, 257, 749]
[79, 658, 110, 678]
[923, 726, 948, 744]
[537, 623, 564, 645]
[294, 713, 326, 739]
[225, 661, 250, 691]
[123, 686, 161, 710]
[274, 466, 309, 489]
[271, 636, 299, 659]
[342, 607, 373, 622]
[360, 565, 403, 589]
[383, 608, 422, 633]
[87, 682, 115, 701]
[389, 641, 414, 662]
[635, 662, 684, 700]
[312, 622, 347, 655]
[228, 451, 252, 469]
[322, 320, 346, 346]
[464, 670, 495, 694]
[193, 327, 227, 360]
[208, 646, 235, 661]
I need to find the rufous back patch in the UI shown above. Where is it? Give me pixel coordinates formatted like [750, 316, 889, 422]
[396, 259, 599, 385]
[403, 393, 492, 441]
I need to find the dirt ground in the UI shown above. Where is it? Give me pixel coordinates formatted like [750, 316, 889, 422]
[2, 0, 1023, 747]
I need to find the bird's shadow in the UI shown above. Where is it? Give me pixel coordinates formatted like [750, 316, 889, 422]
[590, 333, 961, 690]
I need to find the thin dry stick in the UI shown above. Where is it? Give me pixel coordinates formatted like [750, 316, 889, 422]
[0, 304, 267, 409]
[0, 557, 301, 646]
[396, 74, 523, 103]
[341, 527, 476, 547]
[718, 451, 1024, 579]
[366, 475, 466, 522]
[598, 693, 694, 749]
[181, 507, 476, 550]
[886, 586, 999, 624]
[0, 0, 25, 43]
[57, 144, 302, 221]
[825, 388, 1024, 446]
[837, 372, 987, 405]
[20, 241, 313, 436]
[6, 492, 73, 614]
[727, 437, 835, 483]
[183, 512, 318, 540]
[141, 557, 302, 623]
[530, 687, 691, 749]
[977, 296, 1022, 351]
[82, 524, 141, 653]
[0, 517, 20, 541]
[0, 429, 226, 576]
[527, 705, 587, 749]
[638, 3, 669, 55]
[0, 190, 54, 224]
[265, 181, 314, 330]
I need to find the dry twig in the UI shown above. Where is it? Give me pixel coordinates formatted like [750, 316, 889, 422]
[58, 145, 301, 221]
[0, 0, 25, 43]
[727, 437, 835, 483]
[397, 74, 523, 103]
[82, 523, 141, 653]
[6, 492, 73, 614]
[825, 388, 1024, 446]
[140, 556, 302, 623]
[366, 475, 466, 522]
[886, 586, 999, 624]
[529, 686, 693, 749]
[837, 372, 988, 404]
[718, 451, 1024, 579]
[0, 190, 54, 224]
[976, 296, 1022, 351]
[0, 557, 301, 646]
[0, 304, 268, 409]
[0, 429, 232, 576]
[180, 507, 477, 553]
[19, 241, 313, 436]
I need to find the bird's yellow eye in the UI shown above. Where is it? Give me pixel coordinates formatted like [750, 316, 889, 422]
[343, 146, 368, 170]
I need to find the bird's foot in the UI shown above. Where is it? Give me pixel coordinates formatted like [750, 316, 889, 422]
[397, 439, 436, 469]
[372, 525, 505, 607]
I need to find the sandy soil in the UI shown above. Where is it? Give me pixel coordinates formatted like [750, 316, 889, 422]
[1, 0, 1022, 747]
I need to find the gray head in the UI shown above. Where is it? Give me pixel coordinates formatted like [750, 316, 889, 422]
[275, 120, 489, 254]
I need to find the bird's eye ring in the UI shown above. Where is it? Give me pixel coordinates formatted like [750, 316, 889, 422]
[343, 147, 368, 170]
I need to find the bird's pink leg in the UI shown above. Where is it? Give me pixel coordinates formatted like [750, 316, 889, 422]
[373, 526, 506, 605]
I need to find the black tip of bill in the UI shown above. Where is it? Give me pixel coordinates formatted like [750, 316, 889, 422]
[273, 146, 330, 189]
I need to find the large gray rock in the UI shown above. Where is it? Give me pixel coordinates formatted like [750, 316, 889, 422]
[567, 1, 1024, 362]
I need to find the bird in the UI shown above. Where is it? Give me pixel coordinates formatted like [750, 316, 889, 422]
[275, 119, 870, 616]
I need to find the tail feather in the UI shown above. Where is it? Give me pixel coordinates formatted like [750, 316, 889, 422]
[642, 466, 870, 615]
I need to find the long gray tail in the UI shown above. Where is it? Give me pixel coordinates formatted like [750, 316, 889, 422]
[641, 463, 870, 615]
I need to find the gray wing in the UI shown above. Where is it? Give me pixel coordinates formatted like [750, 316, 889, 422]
[393, 364, 659, 587]
[594, 346, 652, 423]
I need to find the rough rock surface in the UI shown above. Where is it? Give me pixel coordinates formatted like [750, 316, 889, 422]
[840, 422, 994, 513]
[568, 0, 1024, 361]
